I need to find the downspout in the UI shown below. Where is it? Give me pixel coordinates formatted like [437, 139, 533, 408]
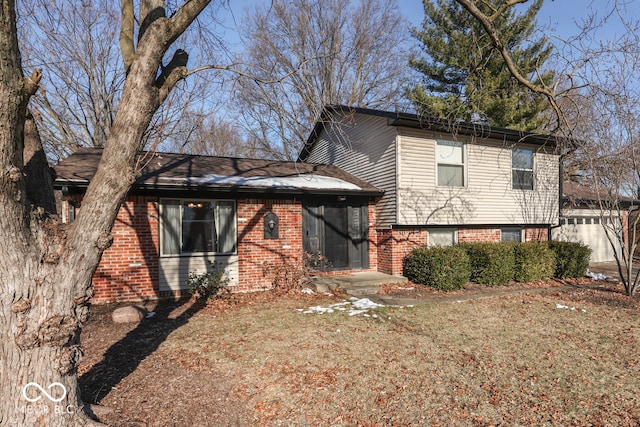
[548, 158, 564, 241]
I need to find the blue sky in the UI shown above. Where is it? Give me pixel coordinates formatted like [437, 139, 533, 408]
[218, 0, 638, 47]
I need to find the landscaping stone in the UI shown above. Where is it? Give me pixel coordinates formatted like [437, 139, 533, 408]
[112, 305, 147, 323]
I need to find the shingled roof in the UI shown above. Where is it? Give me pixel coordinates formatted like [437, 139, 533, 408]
[562, 181, 637, 208]
[54, 148, 383, 197]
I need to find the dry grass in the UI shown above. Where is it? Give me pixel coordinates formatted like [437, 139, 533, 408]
[81, 286, 640, 426]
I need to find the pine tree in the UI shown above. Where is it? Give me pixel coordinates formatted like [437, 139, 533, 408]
[407, 0, 554, 131]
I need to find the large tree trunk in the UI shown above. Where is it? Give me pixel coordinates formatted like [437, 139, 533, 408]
[0, 0, 210, 424]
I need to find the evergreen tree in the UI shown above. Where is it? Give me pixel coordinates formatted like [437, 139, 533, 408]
[407, 0, 554, 131]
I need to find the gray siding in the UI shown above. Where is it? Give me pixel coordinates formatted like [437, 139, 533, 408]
[397, 128, 559, 225]
[305, 113, 398, 227]
[159, 254, 239, 292]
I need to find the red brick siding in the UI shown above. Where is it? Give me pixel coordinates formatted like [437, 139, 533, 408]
[377, 229, 428, 275]
[92, 196, 159, 303]
[376, 226, 549, 276]
[458, 229, 501, 243]
[236, 199, 304, 291]
[89, 196, 379, 302]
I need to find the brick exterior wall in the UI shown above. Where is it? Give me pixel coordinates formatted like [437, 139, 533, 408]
[236, 199, 304, 291]
[92, 196, 159, 303]
[377, 229, 428, 276]
[376, 226, 549, 276]
[87, 195, 378, 303]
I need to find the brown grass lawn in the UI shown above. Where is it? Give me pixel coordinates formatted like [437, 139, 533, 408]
[80, 285, 640, 426]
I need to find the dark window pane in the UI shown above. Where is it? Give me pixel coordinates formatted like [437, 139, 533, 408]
[512, 170, 533, 190]
[501, 229, 522, 242]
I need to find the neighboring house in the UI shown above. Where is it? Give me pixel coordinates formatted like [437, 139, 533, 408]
[299, 106, 561, 275]
[54, 148, 383, 303]
[553, 181, 632, 262]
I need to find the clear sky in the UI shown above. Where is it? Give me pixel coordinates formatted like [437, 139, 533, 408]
[218, 0, 640, 48]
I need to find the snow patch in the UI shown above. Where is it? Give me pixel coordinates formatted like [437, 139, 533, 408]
[298, 297, 386, 317]
[556, 303, 587, 313]
[162, 173, 362, 191]
[586, 270, 609, 281]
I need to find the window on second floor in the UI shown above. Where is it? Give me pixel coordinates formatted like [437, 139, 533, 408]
[437, 140, 465, 187]
[160, 199, 237, 256]
[512, 148, 534, 190]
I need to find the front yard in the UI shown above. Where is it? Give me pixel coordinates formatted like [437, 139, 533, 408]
[79, 282, 640, 426]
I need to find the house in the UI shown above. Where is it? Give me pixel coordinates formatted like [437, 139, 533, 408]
[54, 148, 383, 303]
[299, 105, 561, 276]
[552, 181, 633, 262]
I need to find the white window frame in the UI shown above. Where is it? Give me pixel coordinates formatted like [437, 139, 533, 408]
[428, 228, 458, 247]
[436, 140, 466, 187]
[159, 198, 237, 256]
[512, 148, 534, 190]
[501, 228, 523, 242]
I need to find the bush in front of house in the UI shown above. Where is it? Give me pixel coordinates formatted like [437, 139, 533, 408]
[513, 241, 556, 283]
[186, 261, 230, 299]
[404, 246, 470, 291]
[461, 242, 515, 286]
[548, 241, 592, 278]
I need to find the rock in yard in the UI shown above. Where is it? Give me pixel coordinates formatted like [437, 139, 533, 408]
[112, 305, 147, 323]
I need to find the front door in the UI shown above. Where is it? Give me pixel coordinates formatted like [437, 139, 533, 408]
[303, 203, 368, 270]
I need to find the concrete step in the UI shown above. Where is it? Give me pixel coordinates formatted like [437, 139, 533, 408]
[310, 272, 407, 296]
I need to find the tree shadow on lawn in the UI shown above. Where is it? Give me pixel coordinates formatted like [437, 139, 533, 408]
[79, 297, 207, 405]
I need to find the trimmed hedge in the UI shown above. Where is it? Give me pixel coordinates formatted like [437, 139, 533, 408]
[461, 242, 515, 286]
[404, 246, 470, 291]
[548, 241, 592, 278]
[513, 242, 556, 283]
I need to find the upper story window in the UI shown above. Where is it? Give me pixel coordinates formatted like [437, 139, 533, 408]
[160, 199, 237, 256]
[437, 140, 465, 187]
[512, 148, 534, 190]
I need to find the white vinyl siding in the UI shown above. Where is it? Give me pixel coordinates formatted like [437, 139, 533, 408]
[398, 130, 559, 226]
[304, 113, 398, 227]
[159, 255, 238, 292]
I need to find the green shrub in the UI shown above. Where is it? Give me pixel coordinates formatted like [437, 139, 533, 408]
[404, 246, 470, 291]
[513, 242, 556, 283]
[548, 241, 592, 278]
[186, 261, 230, 299]
[461, 242, 515, 286]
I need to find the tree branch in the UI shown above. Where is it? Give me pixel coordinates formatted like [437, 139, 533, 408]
[454, 0, 567, 135]
[120, 0, 135, 74]
[155, 49, 188, 104]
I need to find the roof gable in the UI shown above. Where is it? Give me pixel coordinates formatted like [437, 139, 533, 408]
[299, 105, 560, 161]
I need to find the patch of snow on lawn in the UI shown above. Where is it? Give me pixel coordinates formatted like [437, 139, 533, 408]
[556, 303, 587, 313]
[586, 270, 609, 281]
[298, 297, 386, 317]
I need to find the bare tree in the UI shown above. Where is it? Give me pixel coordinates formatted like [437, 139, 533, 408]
[161, 113, 260, 157]
[453, 0, 640, 295]
[233, 0, 414, 160]
[18, 0, 230, 162]
[0, 1, 216, 424]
